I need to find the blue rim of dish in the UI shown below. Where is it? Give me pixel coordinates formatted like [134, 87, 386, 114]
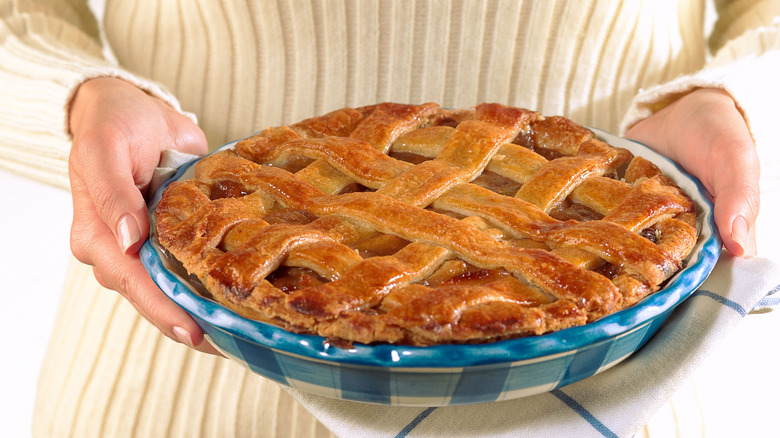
[141, 129, 721, 368]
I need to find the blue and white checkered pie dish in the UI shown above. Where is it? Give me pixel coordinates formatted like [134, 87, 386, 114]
[141, 127, 720, 407]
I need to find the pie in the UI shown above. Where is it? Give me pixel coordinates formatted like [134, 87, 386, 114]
[155, 102, 698, 347]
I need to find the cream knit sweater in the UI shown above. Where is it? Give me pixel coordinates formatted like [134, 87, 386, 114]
[3, 0, 778, 188]
[2, 1, 779, 437]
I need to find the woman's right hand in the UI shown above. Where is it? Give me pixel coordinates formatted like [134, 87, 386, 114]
[68, 77, 219, 355]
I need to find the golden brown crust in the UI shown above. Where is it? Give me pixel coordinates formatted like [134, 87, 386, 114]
[155, 103, 698, 346]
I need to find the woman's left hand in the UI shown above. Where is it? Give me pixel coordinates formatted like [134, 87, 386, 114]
[625, 87, 759, 256]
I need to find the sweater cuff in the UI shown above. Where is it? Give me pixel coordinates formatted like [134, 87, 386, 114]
[620, 50, 780, 151]
[0, 48, 195, 190]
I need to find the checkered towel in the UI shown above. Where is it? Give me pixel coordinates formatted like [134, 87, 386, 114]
[287, 255, 780, 438]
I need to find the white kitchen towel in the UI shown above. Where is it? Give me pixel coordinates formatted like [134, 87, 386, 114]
[287, 255, 780, 438]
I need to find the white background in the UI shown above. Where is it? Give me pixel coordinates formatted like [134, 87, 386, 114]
[1, 169, 72, 437]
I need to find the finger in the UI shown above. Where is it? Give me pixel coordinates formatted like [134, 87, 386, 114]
[703, 111, 760, 257]
[86, 224, 212, 350]
[70, 166, 200, 345]
[710, 159, 760, 257]
[163, 109, 209, 156]
[72, 170, 220, 355]
[184, 334, 223, 356]
[195, 341, 224, 356]
[68, 170, 107, 266]
[127, 108, 208, 199]
[71, 130, 150, 255]
[92, 258, 220, 355]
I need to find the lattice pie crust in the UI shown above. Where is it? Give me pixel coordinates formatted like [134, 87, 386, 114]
[155, 103, 697, 346]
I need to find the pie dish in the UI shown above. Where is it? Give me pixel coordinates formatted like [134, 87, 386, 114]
[152, 102, 701, 348]
[141, 103, 720, 405]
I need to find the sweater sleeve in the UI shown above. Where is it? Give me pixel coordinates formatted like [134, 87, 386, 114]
[0, 0, 191, 189]
[620, 0, 780, 151]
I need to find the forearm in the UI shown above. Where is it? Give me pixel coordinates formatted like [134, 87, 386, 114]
[0, 0, 190, 189]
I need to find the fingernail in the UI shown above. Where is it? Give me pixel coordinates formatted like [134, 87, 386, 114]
[731, 215, 748, 254]
[116, 214, 140, 254]
[173, 326, 194, 348]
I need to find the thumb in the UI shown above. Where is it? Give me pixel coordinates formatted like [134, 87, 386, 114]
[707, 132, 760, 257]
[165, 111, 209, 157]
[712, 174, 760, 257]
[703, 101, 760, 257]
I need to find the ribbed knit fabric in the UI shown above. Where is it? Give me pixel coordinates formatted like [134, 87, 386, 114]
[2, 0, 714, 187]
[2, 1, 779, 437]
[100, 0, 710, 148]
[0, 0, 192, 188]
[34, 258, 336, 438]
